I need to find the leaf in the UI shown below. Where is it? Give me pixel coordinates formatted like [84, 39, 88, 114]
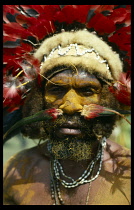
[3, 108, 63, 140]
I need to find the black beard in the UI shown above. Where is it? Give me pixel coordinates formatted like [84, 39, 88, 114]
[44, 114, 117, 161]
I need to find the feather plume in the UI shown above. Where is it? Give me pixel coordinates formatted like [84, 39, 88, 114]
[87, 13, 116, 35]
[109, 72, 131, 106]
[108, 8, 128, 23]
[108, 26, 131, 52]
[4, 22, 35, 39]
[3, 5, 131, 112]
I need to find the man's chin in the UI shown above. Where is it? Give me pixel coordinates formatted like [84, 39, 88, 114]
[48, 137, 94, 161]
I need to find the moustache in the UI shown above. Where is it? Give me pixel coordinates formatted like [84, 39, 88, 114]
[50, 113, 95, 130]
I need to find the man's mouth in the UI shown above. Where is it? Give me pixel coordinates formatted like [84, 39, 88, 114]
[56, 121, 82, 136]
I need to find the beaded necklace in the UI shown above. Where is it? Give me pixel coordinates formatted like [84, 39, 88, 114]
[49, 137, 106, 205]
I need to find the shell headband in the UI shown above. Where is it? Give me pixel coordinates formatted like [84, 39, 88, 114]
[34, 30, 122, 81]
[40, 43, 110, 70]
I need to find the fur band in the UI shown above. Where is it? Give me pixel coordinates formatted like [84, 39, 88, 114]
[34, 30, 123, 81]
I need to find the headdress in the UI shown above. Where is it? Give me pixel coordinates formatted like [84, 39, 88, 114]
[3, 7, 131, 204]
[3, 5, 131, 113]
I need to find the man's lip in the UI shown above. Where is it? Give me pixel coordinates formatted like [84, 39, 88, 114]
[60, 122, 81, 129]
[59, 128, 81, 135]
[58, 122, 81, 135]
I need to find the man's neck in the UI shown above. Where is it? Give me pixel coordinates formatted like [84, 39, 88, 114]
[56, 141, 100, 180]
[59, 159, 92, 180]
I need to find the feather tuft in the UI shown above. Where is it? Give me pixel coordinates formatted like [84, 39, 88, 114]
[109, 71, 131, 106]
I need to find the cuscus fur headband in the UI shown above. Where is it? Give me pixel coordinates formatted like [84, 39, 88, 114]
[34, 30, 123, 81]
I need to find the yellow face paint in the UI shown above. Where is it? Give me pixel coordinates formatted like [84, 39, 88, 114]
[44, 69, 102, 114]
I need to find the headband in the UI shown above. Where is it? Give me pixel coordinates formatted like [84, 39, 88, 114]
[34, 30, 122, 81]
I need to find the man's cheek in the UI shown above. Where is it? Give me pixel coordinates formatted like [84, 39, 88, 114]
[45, 94, 56, 104]
[45, 94, 62, 108]
[81, 94, 100, 106]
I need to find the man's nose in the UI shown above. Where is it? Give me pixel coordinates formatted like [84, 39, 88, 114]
[59, 89, 83, 114]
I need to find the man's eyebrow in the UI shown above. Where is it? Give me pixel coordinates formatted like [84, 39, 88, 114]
[45, 81, 69, 88]
[75, 81, 102, 88]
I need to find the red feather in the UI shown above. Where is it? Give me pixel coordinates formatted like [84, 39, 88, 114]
[28, 19, 55, 40]
[126, 5, 131, 13]
[3, 5, 131, 112]
[15, 43, 34, 54]
[109, 72, 131, 106]
[3, 35, 18, 42]
[3, 22, 35, 39]
[40, 5, 61, 20]
[20, 5, 60, 20]
[108, 26, 131, 52]
[54, 5, 90, 24]
[15, 14, 37, 27]
[53, 10, 67, 23]
[3, 95, 24, 112]
[3, 5, 18, 15]
[95, 5, 115, 13]
[123, 13, 131, 26]
[21, 5, 45, 14]
[3, 5, 19, 23]
[108, 8, 127, 23]
[45, 108, 63, 120]
[81, 104, 104, 119]
[87, 13, 115, 35]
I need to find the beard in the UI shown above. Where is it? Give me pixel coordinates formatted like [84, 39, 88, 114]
[44, 113, 117, 161]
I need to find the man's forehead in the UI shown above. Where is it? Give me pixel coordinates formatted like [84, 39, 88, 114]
[45, 67, 100, 86]
[47, 67, 98, 80]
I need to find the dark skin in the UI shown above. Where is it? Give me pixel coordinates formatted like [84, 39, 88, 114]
[3, 69, 131, 205]
[45, 70, 101, 139]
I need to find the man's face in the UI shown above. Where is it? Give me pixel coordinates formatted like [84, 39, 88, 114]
[45, 69, 101, 138]
[42, 68, 116, 161]
[22, 67, 119, 160]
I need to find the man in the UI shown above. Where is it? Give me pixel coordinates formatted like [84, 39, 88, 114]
[3, 29, 131, 205]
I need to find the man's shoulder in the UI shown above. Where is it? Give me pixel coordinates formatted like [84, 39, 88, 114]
[3, 143, 49, 179]
[104, 139, 131, 174]
[3, 143, 51, 205]
[106, 139, 131, 157]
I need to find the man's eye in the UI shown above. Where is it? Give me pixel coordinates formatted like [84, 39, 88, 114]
[49, 86, 65, 93]
[79, 87, 94, 96]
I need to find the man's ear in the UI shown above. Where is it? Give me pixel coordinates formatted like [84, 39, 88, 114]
[99, 84, 121, 110]
[21, 82, 48, 140]
[22, 81, 45, 118]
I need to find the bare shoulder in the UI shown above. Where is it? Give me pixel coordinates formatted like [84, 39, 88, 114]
[3, 143, 49, 180]
[103, 139, 131, 174]
[3, 143, 51, 205]
[106, 139, 131, 158]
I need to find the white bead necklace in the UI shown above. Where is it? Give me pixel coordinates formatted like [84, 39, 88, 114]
[50, 137, 106, 205]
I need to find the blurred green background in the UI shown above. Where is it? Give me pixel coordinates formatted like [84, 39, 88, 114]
[3, 116, 131, 165]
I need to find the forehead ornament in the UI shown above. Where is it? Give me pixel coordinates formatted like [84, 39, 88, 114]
[40, 43, 110, 70]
